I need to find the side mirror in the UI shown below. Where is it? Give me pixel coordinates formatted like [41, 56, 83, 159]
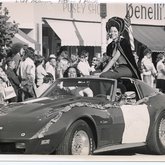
[124, 91, 136, 104]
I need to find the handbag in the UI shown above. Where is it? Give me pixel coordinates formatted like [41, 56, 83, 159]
[3, 82, 16, 100]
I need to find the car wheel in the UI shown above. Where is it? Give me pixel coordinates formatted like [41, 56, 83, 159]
[56, 120, 95, 155]
[147, 111, 165, 154]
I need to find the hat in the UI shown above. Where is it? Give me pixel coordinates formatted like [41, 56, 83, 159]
[49, 54, 56, 59]
[106, 17, 125, 34]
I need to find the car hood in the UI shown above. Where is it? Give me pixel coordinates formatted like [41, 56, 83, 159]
[0, 97, 107, 139]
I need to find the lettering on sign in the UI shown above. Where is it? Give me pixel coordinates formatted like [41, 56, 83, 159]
[63, 3, 99, 14]
[126, 3, 165, 20]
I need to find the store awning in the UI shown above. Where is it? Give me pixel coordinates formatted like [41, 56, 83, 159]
[74, 21, 101, 46]
[132, 25, 165, 52]
[45, 19, 101, 46]
[12, 29, 40, 51]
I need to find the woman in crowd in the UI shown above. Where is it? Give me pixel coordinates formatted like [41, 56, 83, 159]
[140, 48, 157, 87]
[156, 53, 165, 93]
[95, 17, 141, 80]
[63, 66, 81, 78]
[63, 66, 93, 97]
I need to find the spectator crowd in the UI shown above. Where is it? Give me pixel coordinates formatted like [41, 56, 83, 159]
[0, 42, 165, 105]
[1, 16, 165, 105]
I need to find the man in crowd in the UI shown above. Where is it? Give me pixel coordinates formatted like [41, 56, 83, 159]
[45, 54, 57, 81]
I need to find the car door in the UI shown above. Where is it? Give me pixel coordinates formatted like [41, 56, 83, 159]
[120, 103, 150, 143]
[119, 78, 153, 144]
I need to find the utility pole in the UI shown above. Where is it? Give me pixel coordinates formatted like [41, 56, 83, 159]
[100, 3, 107, 56]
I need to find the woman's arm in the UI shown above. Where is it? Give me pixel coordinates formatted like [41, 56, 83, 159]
[101, 49, 120, 73]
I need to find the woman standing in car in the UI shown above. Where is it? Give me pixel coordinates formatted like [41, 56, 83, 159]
[96, 17, 141, 80]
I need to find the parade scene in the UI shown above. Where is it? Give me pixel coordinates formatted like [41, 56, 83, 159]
[1, 0, 165, 159]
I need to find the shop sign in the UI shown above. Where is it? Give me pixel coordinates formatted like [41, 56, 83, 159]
[126, 3, 165, 25]
[62, 2, 99, 15]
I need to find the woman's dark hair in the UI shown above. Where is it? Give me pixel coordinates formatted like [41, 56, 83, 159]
[63, 66, 81, 77]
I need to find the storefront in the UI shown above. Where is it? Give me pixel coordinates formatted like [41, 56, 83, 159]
[42, 17, 102, 60]
[3, 2, 104, 60]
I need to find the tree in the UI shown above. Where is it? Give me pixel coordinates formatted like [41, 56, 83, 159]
[0, 2, 18, 57]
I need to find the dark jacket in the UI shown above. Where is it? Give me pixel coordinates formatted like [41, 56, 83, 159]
[5, 67, 21, 95]
[106, 38, 141, 80]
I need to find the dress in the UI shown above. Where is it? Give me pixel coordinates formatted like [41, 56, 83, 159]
[100, 38, 141, 80]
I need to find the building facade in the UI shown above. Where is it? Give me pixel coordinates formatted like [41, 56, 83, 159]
[3, 2, 165, 60]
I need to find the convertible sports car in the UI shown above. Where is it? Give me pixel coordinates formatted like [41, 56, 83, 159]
[0, 77, 165, 155]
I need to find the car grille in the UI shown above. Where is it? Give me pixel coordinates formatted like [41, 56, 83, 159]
[0, 143, 25, 154]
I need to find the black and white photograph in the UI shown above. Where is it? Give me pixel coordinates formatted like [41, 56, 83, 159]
[0, 0, 165, 164]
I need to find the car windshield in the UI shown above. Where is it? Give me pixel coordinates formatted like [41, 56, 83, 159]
[40, 78, 116, 101]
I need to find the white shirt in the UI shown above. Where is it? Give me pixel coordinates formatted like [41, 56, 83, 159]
[141, 56, 157, 76]
[157, 60, 165, 80]
[77, 61, 91, 76]
[18, 57, 35, 81]
[45, 62, 56, 80]
[36, 64, 47, 87]
[25, 57, 36, 81]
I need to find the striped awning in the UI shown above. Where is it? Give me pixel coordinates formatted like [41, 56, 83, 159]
[45, 19, 101, 46]
[132, 25, 165, 52]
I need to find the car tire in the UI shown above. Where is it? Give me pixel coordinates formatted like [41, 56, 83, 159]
[147, 111, 165, 154]
[56, 120, 95, 155]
